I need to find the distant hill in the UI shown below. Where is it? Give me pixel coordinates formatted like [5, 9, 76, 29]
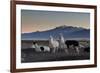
[21, 25, 90, 40]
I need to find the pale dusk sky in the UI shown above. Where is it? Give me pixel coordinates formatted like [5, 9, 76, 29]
[21, 10, 90, 33]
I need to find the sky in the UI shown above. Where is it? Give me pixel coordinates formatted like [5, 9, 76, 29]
[21, 10, 90, 33]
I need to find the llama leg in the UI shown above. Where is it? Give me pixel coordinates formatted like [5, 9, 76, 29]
[64, 48, 69, 54]
[53, 48, 56, 53]
[76, 47, 79, 54]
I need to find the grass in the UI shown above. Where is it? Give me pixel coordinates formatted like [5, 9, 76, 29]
[21, 48, 90, 63]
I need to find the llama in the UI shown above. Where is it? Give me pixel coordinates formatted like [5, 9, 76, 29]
[32, 42, 41, 52]
[65, 40, 80, 54]
[32, 42, 50, 52]
[59, 33, 68, 53]
[40, 46, 50, 52]
[49, 35, 59, 53]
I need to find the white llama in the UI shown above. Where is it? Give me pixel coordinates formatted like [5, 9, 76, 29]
[59, 33, 68, 53]
[49, 35, 59, 53]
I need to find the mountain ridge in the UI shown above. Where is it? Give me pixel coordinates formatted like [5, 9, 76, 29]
[22, 25, 90, 40]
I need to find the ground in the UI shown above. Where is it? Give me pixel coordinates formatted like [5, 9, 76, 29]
[21, 48, 90, 63]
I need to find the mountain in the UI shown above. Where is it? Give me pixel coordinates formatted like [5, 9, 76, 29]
[21, 25, 90, 40]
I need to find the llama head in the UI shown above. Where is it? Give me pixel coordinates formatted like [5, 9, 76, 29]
[50, 35, 53, 39]
[33, 42, 36, 44]
[59, 33, 64, 39]
[59, 33, 63, 36]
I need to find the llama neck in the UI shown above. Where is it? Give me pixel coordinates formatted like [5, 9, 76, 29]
[60, 36, 65, 43]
